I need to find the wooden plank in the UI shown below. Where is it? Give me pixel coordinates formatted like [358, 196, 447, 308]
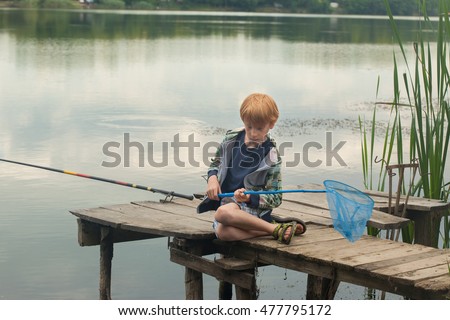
[171, 197, 202, 208]
[238, 225, 340, 252]
[288, 226, 344, 244]
[283, 191, 329, 210]
[212, 238, 337, 280]
[71, 204, 215, 239]
[214, 257, 255, 271]
[274, 199, 331, 220]
[278, 237, 400, 266]
[282, 186, 410, 230]
[373, 252, 450, 276]
[274, 211, 333, 227]
[242, 231, 395, 270]
[96, 203, 212, 227]
[77, 218, 161, 246]
[71, 208, 129, 229]
[77, 218, 100, 246]
[366, 210, 410, 230]
[391, 264, 450, 285]
[355, 249, 447, 272]
[170, 247, 256, 291]
[332, 243, 437, 269]
[414, 274, 450, 299]
[365, 189, 449, 212]
[133, 200, 214, 223]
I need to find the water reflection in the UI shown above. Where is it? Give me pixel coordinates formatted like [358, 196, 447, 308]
[1, 9, 428, 43]
[0, 9, 443, 300]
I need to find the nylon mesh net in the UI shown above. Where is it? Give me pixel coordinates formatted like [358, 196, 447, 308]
[324, 180, 374, 242]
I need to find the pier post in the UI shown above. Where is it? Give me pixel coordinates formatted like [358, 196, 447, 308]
[219, 281, 233, 299]
[171, 238, 204, 299]
[407, 209, 443, 247]
[235, 274, 257, 300]
[185, 258, 203, 300]
[99, 227, 113, 300]
[306, 275, 339, 299]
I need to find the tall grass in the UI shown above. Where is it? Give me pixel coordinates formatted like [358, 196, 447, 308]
[360, 0, 450, 248]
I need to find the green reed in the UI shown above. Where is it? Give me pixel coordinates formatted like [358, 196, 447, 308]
[360, 0, 450, 247]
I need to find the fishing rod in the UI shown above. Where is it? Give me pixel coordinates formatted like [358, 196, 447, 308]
[0, 158, 194, 200]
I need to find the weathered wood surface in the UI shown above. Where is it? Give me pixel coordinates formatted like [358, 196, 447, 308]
[284, 183, 449, 247]
[280, 184, 411, 230]
[365, 189, 449, 212]
[71, 201, 216, 240]
[288, 183, 449, 213]
[212, 225, 450, 299]
[71, 197, 450, 299]
[99, 227, 113, 300]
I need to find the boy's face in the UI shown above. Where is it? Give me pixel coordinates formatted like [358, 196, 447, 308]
[243, 120, 274, 147]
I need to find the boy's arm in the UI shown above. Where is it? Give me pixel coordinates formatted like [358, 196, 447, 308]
[207, 134, 223, 178]
[246, 160, 282, 210]
[258, 165, 282, 209]
[205, 135, 226, 200]
[206, 175, 221, 200]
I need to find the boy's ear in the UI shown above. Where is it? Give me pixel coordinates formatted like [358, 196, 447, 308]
[269, 122, 276, 129]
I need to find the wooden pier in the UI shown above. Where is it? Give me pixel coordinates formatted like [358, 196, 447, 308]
[70, 185, 450, 300]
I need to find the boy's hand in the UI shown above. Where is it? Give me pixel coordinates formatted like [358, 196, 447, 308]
[234, 188, 250, 203]
[206, 175, 221, 200]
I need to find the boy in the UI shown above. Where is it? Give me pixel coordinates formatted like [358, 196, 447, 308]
[197, 93, 305, 244]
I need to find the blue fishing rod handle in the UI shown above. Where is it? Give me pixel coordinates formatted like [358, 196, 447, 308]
[218, 189, 326, 198]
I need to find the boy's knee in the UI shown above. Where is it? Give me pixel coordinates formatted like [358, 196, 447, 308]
[214, 205, 228, 223]
[214, 223, 226, 240]
[214, 223, 234, 241]
[214, 204, 235, 224]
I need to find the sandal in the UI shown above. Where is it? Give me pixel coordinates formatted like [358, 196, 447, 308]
[272, 223, 283, 240]
[272, 222, 297, 244]
[272, 216, 307, 235]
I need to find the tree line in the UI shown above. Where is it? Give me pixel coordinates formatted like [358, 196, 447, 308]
[96, 0, 444, 16]
[5, 0, 445, 16]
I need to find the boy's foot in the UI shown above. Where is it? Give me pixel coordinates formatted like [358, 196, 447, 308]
[295, 223, 305, 235]
[272, 216, 307, 235]
[272, 222, 297, 244]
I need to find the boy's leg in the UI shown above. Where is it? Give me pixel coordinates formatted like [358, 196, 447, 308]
[214, 203, 295, 241]
[215, 223, 268, 241]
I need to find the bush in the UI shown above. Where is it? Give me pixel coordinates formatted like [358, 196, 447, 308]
[39, 0, 79, 9]
[96, 0, 125, 9]
[131, 1, 156, 10]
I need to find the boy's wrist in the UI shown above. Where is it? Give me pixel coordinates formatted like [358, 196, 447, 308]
[207, 174, 218, 182]
[207, 170, 218, 180]
[248, 194, 260, 208]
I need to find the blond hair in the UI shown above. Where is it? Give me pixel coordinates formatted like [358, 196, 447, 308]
[240, 93, 279, 125]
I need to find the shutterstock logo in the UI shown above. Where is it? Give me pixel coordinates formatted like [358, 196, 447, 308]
[101, 132, 347, 168]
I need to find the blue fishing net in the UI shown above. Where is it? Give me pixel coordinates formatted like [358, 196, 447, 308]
[324, 180, 374, 242]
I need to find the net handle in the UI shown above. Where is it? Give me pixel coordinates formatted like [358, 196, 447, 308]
[218, 189, 326, 198]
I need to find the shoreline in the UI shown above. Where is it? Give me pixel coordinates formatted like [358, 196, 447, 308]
[0, 6, 429, 21]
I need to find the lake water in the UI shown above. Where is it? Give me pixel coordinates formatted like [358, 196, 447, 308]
[0, 8, 446, 300]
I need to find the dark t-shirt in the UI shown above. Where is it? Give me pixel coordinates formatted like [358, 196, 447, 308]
[221, 131, 271, 191]
[219, 131, 271, 208]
